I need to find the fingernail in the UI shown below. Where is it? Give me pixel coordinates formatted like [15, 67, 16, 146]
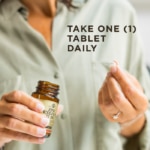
[107, 72, 112, 77]
[38, 138, 46, 144]
[37, 128, 46, 136]
[41, 117, 49, 126]
[110, 61, 118, 73]
[36, 103, 45, 112]
[110, 64, 116, 73]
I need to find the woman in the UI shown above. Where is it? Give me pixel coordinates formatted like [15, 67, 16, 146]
[0, 0, 150, 149]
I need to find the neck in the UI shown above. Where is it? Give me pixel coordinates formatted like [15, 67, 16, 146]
[21, 0, 56, 18]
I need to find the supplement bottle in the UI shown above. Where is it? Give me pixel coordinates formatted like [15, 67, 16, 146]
[32, 81, 59, 138]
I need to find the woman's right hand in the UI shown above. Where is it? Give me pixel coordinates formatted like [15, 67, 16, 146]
[0, 90, 50, 147]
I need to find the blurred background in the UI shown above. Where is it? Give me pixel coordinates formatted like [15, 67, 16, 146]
[129, 0, 150, 65]
[73, 0, 150, 65]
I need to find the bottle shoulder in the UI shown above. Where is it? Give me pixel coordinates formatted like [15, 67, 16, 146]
[32, 93, 59, 103]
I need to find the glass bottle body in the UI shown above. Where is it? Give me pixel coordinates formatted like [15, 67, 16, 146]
[32, 81, 59, 138]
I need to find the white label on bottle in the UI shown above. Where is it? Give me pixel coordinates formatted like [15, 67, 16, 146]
[40, 100, 58, 130]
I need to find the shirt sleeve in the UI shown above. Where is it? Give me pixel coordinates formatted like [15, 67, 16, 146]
[138, 110, 150, 149]
[123, 5, 150, 150]
[0, 146, 4, 150]
[123, 110, 150, 150]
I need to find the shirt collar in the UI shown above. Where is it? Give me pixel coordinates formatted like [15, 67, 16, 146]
[72, 0, 87, 7]
[0, 0, 28, 19]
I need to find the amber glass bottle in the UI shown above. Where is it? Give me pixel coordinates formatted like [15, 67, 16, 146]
[32, 81, 59, 138]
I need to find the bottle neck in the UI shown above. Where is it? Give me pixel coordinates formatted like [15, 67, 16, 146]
[36, 81, 59, 98]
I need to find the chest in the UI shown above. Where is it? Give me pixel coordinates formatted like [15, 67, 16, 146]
[28, 16, 53, 47]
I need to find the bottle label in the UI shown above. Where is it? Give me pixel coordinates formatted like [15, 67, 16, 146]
[40, 100, 58, 131]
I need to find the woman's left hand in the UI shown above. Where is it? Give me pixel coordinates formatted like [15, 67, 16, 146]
[98, 62, 148, 137]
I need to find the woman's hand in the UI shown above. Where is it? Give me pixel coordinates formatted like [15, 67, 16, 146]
[98, 62, 148, 137]
[0, 91, 50, 147]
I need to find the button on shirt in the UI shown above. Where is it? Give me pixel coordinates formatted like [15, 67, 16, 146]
[0, 0, 150, 150]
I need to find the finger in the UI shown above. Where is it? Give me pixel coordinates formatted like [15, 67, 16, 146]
[99, 80, 120, 121]
[107, 75, 136, 119]
[102, 82, 116, 112]
[0, 128, 45, 144]
[110, 63, 135, 91]
[110, 64, 148, 111]
[98, 80, 107, 105]
[125, 72, 143, 90]
[0, 102, 49, 128]
[98, 88, 103, 105]
[1, 91, 45, 113]
[0, 116, 47, 138]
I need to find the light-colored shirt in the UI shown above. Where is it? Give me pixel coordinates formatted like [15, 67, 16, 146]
[0, 0, 150, 150]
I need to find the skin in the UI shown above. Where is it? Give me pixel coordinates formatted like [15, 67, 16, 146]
[0, 92, 49, 146]
[21, 0, 57, 47]
[0, 0, 148, 148]
[98, 62, 148, 137]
